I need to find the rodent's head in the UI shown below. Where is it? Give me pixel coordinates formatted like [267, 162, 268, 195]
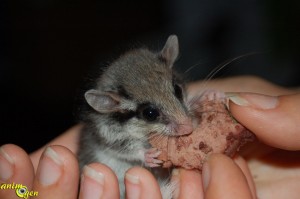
[85, 35, 193, 137]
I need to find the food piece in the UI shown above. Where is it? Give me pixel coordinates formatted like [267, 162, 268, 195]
[149, 92, 255, 170]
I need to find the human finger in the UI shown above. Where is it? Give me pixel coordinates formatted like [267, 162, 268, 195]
[30, 124, 82, 171]
[170, 168, 203, 199]
[227, 92, 300, 150]
[202, 154, 253, 199]
[78, 163, 120, 199]
[32, 145, 79, 199]
[125, 167, 162, 199]
[0, 144, 34, 199]
[233, 155, 257, 199]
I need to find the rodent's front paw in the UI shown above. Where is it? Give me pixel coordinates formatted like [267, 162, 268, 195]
[200, 89, 226, 102]
[144, 148, 163, 167]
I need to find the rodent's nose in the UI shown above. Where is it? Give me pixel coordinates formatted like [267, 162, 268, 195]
[174, 118, 193, 136]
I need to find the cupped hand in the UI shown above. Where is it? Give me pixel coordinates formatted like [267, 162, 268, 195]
[0, 125, 163, 199]
[0, 142, 256, 199]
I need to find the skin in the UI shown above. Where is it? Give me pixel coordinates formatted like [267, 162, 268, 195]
[0, 75, 299, 199]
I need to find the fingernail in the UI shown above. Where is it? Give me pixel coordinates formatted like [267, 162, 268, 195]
[80, 165, 104, 199]
[202, 161, 210, 191]
[172, 168, 180, 177]
[226, 92, 278, 110]
[125, 173, 141, 199]
[38, 147, 63, 186]
[0, 147, 14, 182]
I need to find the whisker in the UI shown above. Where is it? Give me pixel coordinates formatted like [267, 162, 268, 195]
[183, 61, 206, 74]
[196, 52, 262, 93]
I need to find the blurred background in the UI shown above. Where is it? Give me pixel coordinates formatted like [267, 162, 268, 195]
[1, 0, 300, 153]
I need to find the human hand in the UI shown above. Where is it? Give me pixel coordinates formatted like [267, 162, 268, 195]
[0, 125, 165, 199]
[0, 137, 256, 199]
[226, 92, 300, 199]
[189, 75, 300, 199]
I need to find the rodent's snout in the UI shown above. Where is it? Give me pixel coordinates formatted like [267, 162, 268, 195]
[170, 117, 194, 136]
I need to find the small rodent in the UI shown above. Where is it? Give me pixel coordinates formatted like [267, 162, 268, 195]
[78, 35, 193, 199]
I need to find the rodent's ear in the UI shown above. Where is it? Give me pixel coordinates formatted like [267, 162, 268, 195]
[85, 89, 121, 113]
[160, 35, 179, 68]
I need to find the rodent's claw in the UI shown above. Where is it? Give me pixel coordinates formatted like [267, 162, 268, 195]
[145, 159, 164, 167]
[144, 148, 163, 167]
[146, 148, 162, 157]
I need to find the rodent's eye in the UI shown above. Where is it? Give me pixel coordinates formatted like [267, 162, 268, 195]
[141, 106, 160, 122]
[174, 83, 183, 101]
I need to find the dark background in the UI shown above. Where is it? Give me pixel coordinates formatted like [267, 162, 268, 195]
[1, 0, 300, 153]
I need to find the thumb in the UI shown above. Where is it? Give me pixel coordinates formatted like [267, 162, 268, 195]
[202, 154, 253, 199]
[227, 92, 300, 150]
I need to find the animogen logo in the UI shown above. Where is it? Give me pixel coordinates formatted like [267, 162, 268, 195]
[0, 182, 38, 199]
